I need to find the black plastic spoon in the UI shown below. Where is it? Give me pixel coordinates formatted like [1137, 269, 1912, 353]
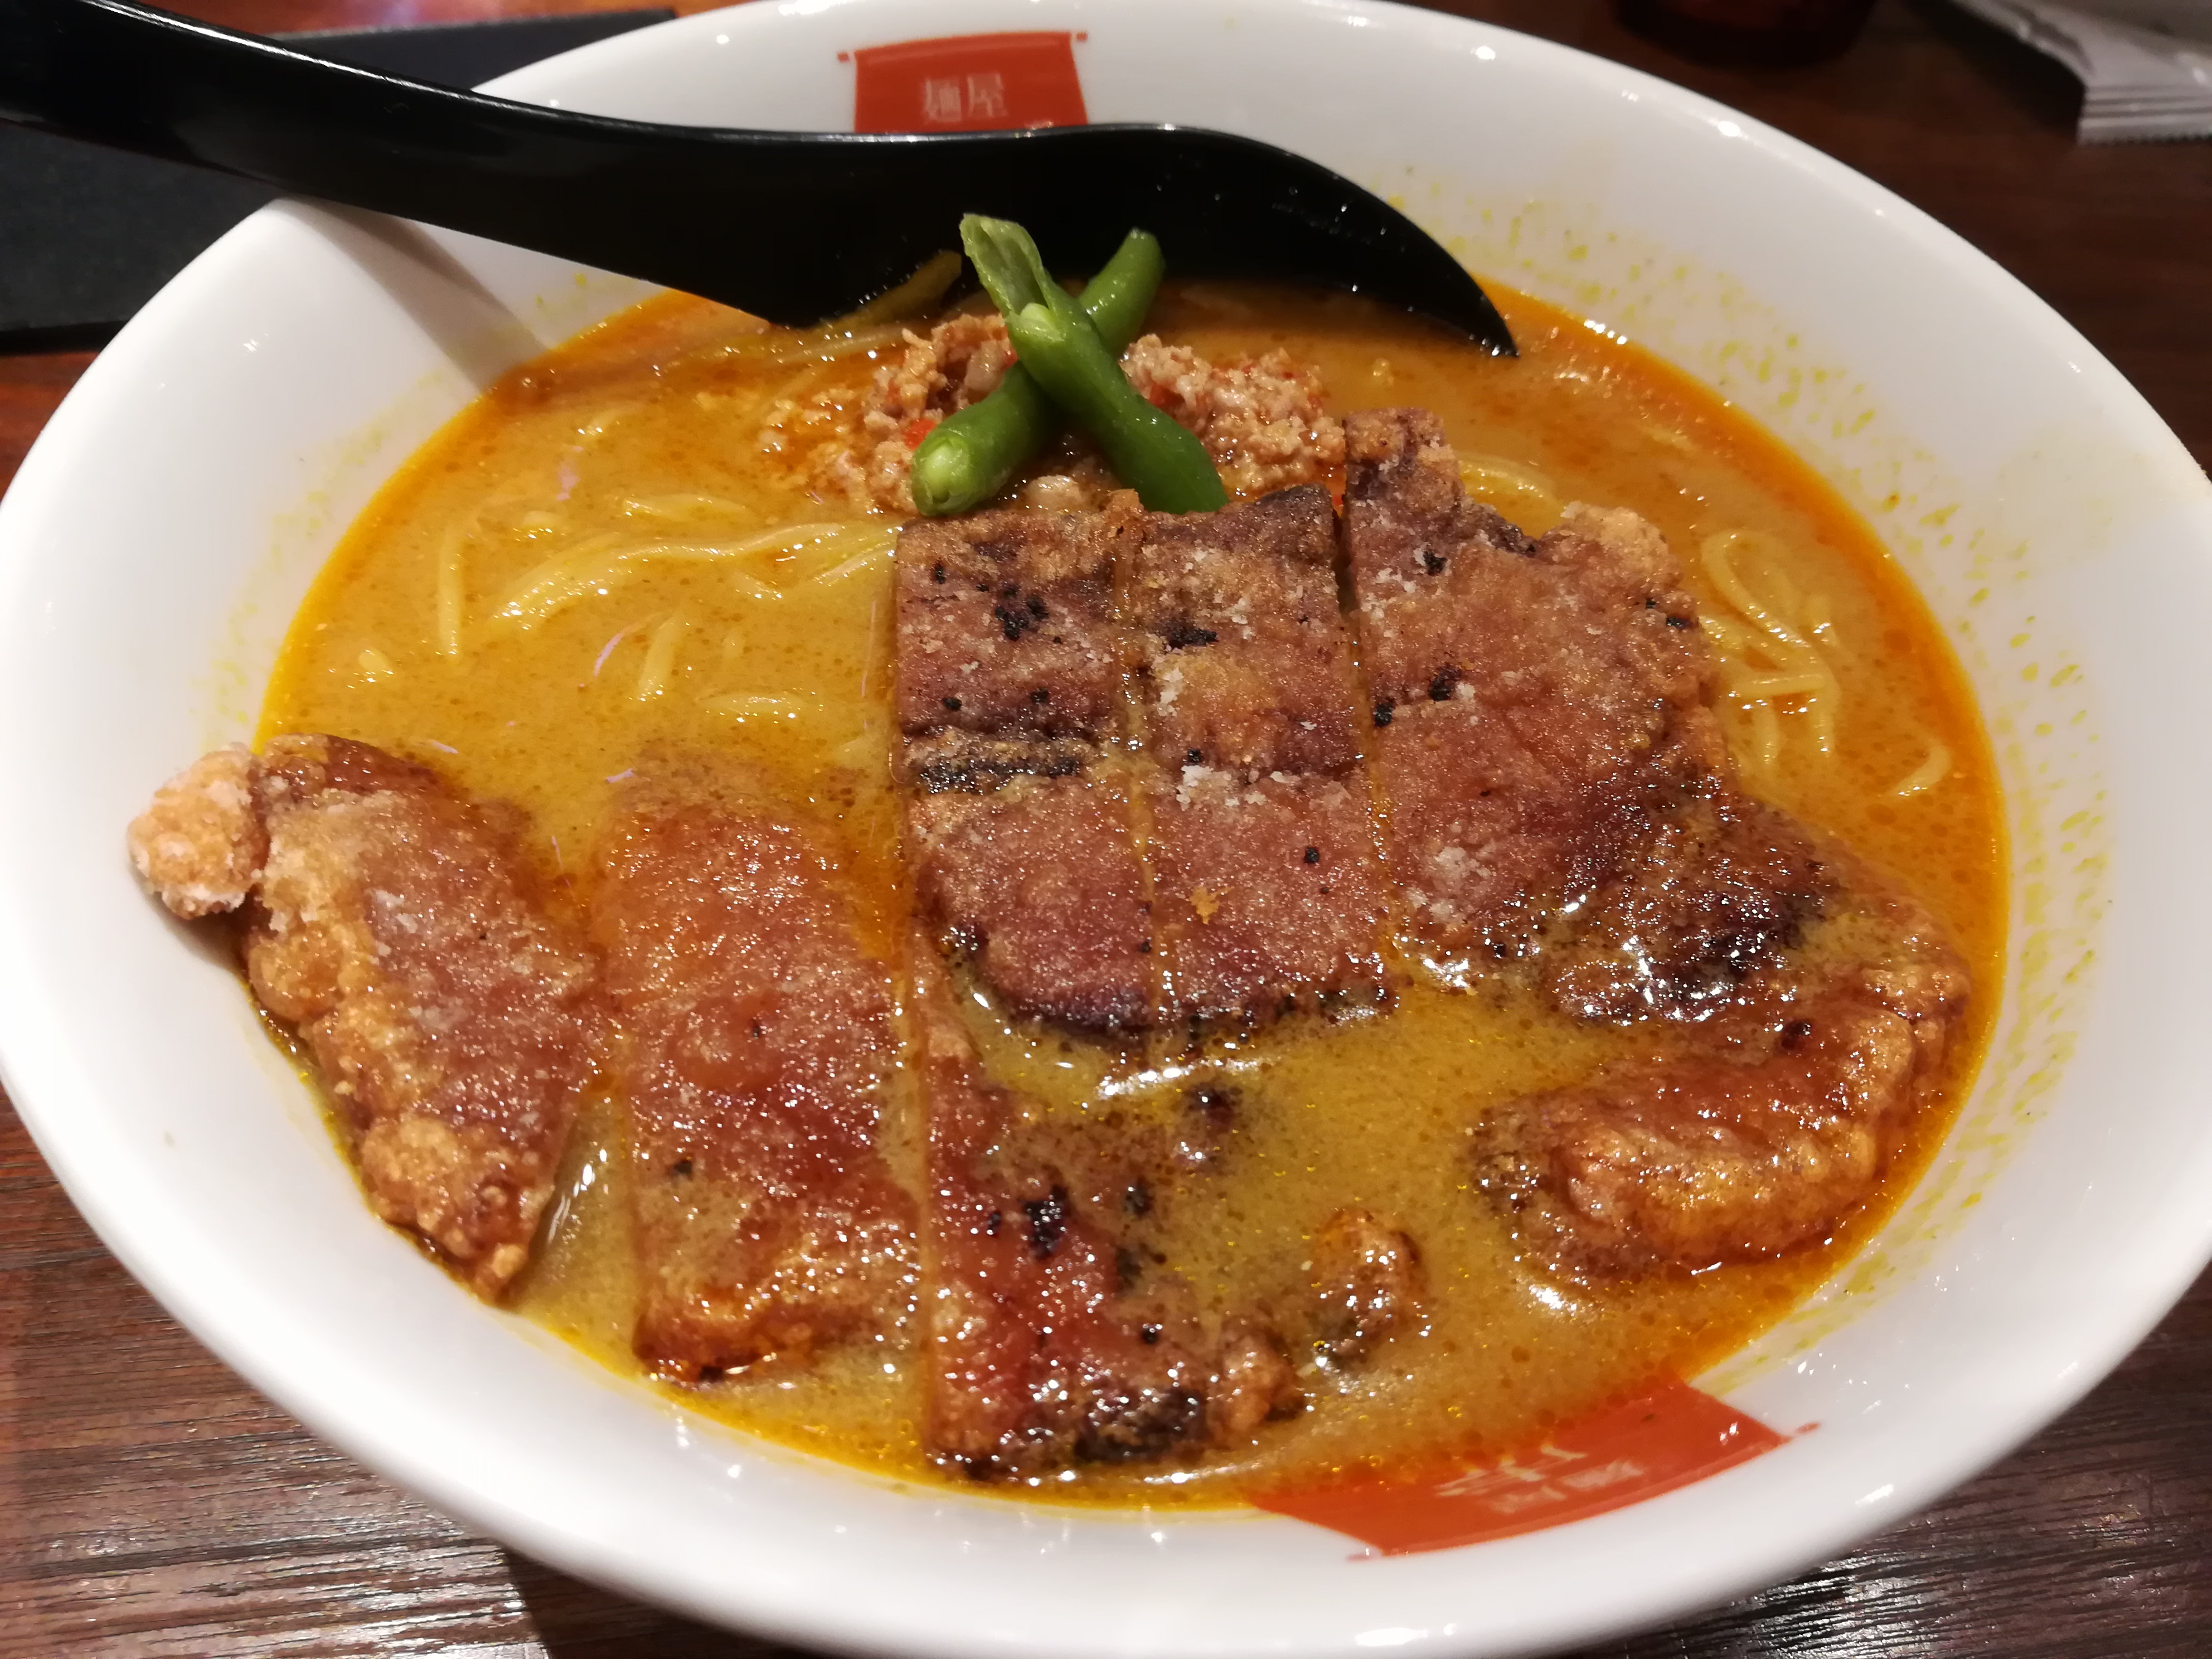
[0, 0, 1516, 351]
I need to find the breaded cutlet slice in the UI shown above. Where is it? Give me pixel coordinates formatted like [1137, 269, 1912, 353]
[1539, 793, 1836, 1027]
[1146, 766, 1388, 1021]
[1341, 408, 1724, 969]
[903, 732, 1156, 1033]
[1474, 899, 1967, 1277]
[912, 943, 1297, 1477]
[895, 503, 1159, 1032]
[128, 735, 605, 1298]
[1126, 487, 1388, 1020]
[591, 801, 915, 1379]
[1124, 486, 1361, 777]
[895, 501, 1136, 741]
[1476, 801, 1969, 1275]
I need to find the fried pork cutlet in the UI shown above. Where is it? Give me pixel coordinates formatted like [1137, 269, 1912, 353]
[903, 729, 1156, 1032]
[127, 736, 605, 1297]
[1129, 487, 1389, 1021]
[1483, 804, 1968, 1272]
[1343, 408, 1724, 970]
[913, 945, 1298, 1476]
[896, 488, 1390, 1029]
[1474, 886, 1968, 1274]
[1342, 409, 1968, 1276]
[591, 802, 917, 1379]
[1539, 794, 1835, 1026]
[895, 493, 1129, 741]
[898, 506, 1158, 1032]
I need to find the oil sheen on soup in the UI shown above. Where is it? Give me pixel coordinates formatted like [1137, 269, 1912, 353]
[259, 280, 2003, 1503]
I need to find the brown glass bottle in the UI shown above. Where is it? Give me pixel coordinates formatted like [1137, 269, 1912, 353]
[1615, 0, 1877, 65]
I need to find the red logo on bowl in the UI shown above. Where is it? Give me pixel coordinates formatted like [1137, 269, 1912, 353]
[1257, 1377, 1791, 1555]
[851, 32, 1089, 133]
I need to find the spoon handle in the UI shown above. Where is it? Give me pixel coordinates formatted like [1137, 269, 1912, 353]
[0, 0, 1514, 346]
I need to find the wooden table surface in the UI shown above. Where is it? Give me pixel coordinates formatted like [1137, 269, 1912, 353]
[5, 1, 2211, 1653]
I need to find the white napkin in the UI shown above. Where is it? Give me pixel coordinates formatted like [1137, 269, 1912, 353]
[1948, 0, 2212, 140]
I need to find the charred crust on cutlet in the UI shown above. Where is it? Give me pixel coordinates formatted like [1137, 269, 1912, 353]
[1472, 505, 1537, 558]
[909, 736, 1094, 793]
[1076, 1388, 1204, 1462]
[912, 757, 981, 793]
[1373, 699, 1396, 727]
[1162, 619, 1219, 650]
[1023, 1186, 1071, 1259]
[1429, 665, 1464, 702]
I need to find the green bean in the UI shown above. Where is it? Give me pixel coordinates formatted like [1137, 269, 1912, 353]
[961, 214, 1056, 319]
[909, 224, 1166, 517]
[1073, 229, 1165, 351]
[1003, 299, 1227, 515]
[909, 373, 1057, 517]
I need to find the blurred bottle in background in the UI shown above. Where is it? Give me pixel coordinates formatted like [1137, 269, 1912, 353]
[1616, 0, 1879, 64]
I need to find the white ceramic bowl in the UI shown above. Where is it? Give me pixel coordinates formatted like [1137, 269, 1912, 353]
[4, 2, 2210, 1653]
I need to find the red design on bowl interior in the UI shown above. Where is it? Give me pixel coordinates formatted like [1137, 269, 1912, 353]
[851, 32, 1089, 132]
[1258, 1377, 1792, 1555]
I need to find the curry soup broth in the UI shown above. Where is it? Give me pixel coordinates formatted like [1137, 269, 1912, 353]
[260, 280, 2003, 1503]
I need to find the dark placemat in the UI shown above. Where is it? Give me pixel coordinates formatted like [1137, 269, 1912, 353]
[0, 8, 676, 351]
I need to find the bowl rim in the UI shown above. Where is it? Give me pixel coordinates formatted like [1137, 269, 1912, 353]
[5, 1, 2212, 1655]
